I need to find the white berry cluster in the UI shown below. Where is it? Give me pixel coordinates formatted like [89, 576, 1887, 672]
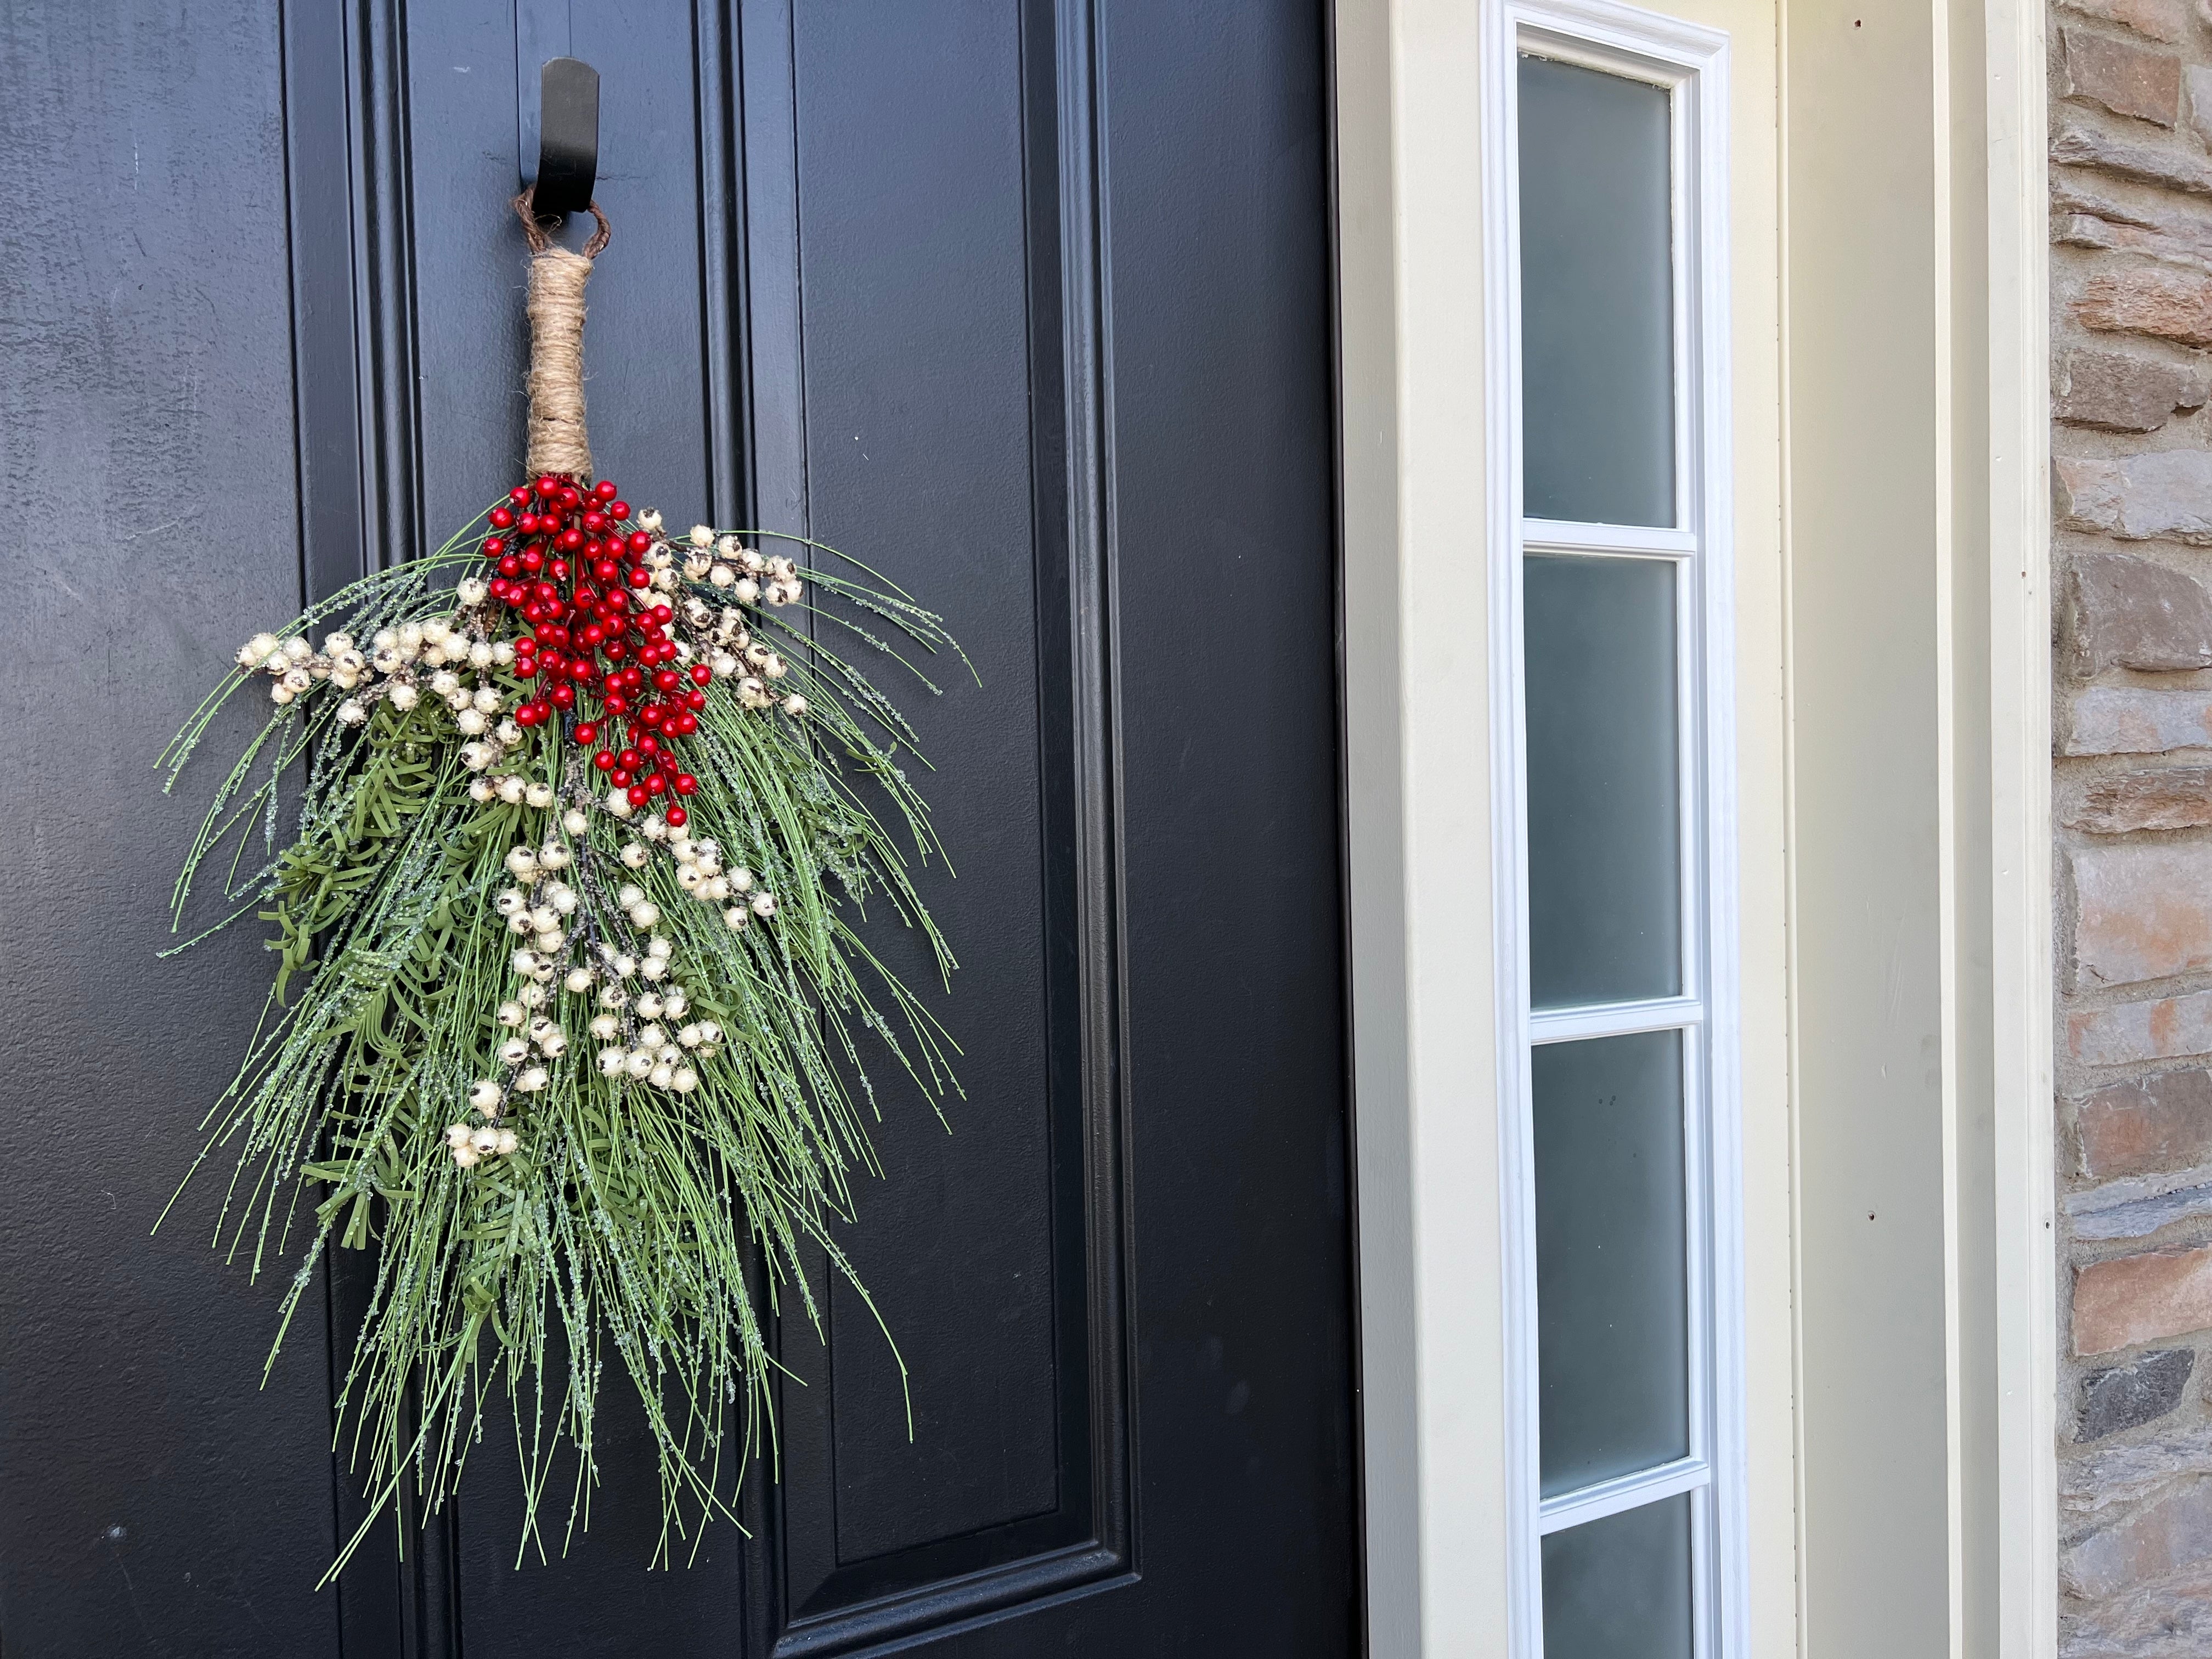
[445, 1120, 520, 1167]
[580, 925, 712, 1093]
[462, 718, 549, 791]
[680, 530, 805, 610]
[590, 967, 716, 1093]
[235, 631, 346, 706]
[495, 838, 580, 986]
[674, 589, 807, 719]
[605, 811, 778, 932]
[235, 578, 515, 724]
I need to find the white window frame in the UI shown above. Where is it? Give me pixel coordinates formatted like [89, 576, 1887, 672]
[1479, 3, 1743, 1654]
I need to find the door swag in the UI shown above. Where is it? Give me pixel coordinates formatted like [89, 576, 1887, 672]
[159, 190, 963, 1573]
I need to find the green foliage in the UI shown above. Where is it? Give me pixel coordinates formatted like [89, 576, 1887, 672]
[160, 520, 966, 1574]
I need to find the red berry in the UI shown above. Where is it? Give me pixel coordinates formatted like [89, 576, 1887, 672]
[603, 692, 629, 715]
[482, 537, 506, 558]
[593, 479, 618, 501]
[509, 485, 533, 507]
[672, 710, 699, 735]
[638, 733, 660, 754]
[627, 784, 650, 806]
[628, 568, 652, 588]
[608, 500, 630, 521]
[520, 549, 544, 574]
[582, 511, 607, 533]
[593, 751, 616, 772]
[515, 658, 539, 680]
[591, 559, 618, 584]
[535, 476, 560, 498]
[684, 688, 707, 710]
[559, 527, 584, 552]
[515, 703, 540, 726]
[664, 805, 687, 827]
[626, 531, 652, 555]
[574, 721, 599, 744]
[673, 773, 698, 797]
[558, 486, 582, 509]
[517, 514, 539, 535]
[611, 768, 633, 787]
[688, 663, 712, 686]
[489, 507, 515, 530]
[650, 603, 674, 624]
[498, 555, 522, 578]
[549, 683, 577, 709]
[549, 558, 570, 582]
[644, 774, 667, 797]
[653, 668, 680, 692]
[639, 705, 665, 729]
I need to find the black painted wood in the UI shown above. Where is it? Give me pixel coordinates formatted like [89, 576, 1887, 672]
[0, 4, 345, 1656]
[0, 2, 1356, 1655]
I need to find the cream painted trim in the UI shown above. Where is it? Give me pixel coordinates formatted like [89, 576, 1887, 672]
[1983, 0, 2056, 1640]
[1334, 0, 2051, 1649]
[1333, 0, 1426, 1650]
[1338, 0, 1506, 1651]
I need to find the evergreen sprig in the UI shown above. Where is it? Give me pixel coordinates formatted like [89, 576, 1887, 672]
[160, 518, 963, 1573]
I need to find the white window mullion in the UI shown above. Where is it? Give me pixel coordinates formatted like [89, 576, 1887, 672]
[1528, 995, 1703, 1045]
[1539, 1455, 1714, 1534]
[1522, 518, 1697, 557]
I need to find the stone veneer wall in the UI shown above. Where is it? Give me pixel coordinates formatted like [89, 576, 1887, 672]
[2052, 0, 2212, 1648]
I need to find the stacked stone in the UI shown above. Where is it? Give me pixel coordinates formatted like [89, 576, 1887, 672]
[2051, 0, 2212, 1646]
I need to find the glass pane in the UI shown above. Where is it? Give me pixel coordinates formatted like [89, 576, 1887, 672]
[1535, 1030, 1689, 1495]
[1518, 54, 1675, 527]
[1542, 1495, 1696, 1659]
[1525, 554, 1680, 1008]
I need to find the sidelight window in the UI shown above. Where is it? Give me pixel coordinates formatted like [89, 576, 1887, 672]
[1484, 7, 1741, 1657]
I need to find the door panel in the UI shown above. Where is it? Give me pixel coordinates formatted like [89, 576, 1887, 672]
[0, 6, 345, 1657]
[0, 2, 1355, 1655]
[777, 0, 1068, 1588]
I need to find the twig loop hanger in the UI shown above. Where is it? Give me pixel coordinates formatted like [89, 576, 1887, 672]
[514, 58, 607, 482]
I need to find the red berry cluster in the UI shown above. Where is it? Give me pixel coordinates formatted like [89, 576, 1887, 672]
[483, 473, 711, 827]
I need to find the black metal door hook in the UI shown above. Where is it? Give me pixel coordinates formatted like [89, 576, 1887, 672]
[526, 57, 599, 217]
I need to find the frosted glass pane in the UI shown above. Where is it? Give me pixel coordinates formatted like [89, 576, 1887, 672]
[1534, 1031, 1689, 1496]
[1519, 54, 1674, 527]
[1524, 554, 1680, 1008]
[1542, 1496, 1696, 1659]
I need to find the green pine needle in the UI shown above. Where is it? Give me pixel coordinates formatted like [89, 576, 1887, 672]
[159, 523, 961, 1576]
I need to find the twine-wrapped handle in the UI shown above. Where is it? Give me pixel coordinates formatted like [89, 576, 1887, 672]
[512, 192, 611, 481]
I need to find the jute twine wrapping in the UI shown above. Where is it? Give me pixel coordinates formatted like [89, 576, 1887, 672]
[513, 192, 611, 480]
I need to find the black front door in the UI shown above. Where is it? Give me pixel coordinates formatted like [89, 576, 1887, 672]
[0, 4, 1355, 1655]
